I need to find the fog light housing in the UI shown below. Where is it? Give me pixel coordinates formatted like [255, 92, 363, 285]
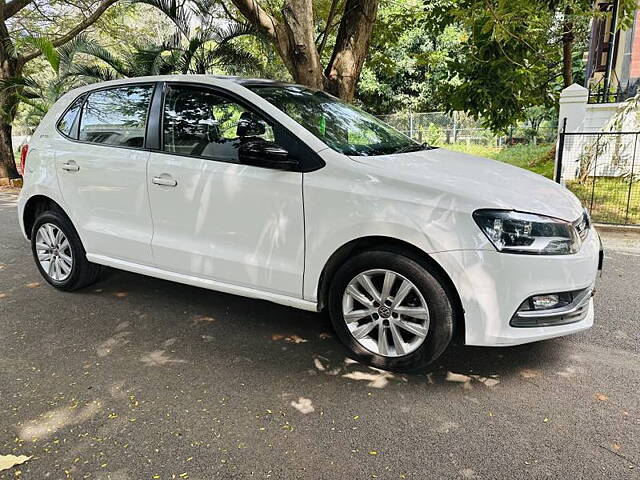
[531, 293, 571, 310]
[511, 287, 593, 327]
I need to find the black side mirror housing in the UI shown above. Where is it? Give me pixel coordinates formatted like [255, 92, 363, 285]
[238, 140, 297, 170]
[237, 116, 267, 137]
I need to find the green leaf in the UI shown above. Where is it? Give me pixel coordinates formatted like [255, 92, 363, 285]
[23, 37, 60, 73]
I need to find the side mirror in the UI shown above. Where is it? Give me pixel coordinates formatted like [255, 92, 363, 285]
[238, 140, 297, 170]
[237, 116, 267, 137]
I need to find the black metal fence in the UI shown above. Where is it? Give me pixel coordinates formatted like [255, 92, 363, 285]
[556, 129, 640, 225]
[587, 76, 640, 104]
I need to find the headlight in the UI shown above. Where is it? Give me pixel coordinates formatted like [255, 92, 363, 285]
[473, 210, 581, 255]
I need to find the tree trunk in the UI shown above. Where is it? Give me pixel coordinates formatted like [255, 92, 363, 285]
[0, 51, 21, 179]
[0, 121, 18, 179]
[229, 0, 378, 100]
[324, 0, 379, 101]
[280, 0, 324, 89]
[562, 7, 574, 88]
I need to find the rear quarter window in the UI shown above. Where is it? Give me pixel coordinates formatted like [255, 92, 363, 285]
[56, 96, 84, 138]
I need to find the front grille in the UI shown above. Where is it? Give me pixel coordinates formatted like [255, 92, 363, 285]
[573, 210, 590, 242]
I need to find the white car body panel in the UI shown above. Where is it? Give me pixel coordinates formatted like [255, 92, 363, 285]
[17, 74, 601, 349]
[56, 142, 153, 264]
[430, 227, 599, 345]
[147, 152, 304, 297]
[85, 253, 316, 311]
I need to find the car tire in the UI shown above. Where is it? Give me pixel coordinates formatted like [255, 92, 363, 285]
[328, 249, 455, 372]
[30, 209, 102, 291]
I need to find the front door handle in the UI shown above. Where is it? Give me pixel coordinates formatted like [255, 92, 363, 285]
[152, 175, 177, 187]
[61, 161, 79, 172]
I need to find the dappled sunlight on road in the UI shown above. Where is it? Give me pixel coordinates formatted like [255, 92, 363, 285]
[140, 349, 187, 367]
[19, 401, 102, 441]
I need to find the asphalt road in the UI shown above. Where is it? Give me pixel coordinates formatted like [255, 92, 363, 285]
[1, 188, 639, 479]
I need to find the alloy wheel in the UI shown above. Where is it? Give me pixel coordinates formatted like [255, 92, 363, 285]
[35, 223, 73, 282]
[342, 269, 430, 357]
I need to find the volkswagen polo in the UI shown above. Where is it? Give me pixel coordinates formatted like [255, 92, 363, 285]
[17, 75, 602, 371]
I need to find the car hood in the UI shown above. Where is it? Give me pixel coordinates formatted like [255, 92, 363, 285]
[350, 148, 584, 222]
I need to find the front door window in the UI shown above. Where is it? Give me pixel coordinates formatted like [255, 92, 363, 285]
[162, 85, 275, 163]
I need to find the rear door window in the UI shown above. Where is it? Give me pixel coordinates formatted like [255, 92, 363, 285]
[79, 85, 153, 148]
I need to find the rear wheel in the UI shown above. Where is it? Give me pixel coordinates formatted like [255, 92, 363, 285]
[31, 210, 102, 291]
[328, 250, 455, 372]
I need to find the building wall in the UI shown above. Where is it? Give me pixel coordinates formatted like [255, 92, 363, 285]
[556, 84, 636, 181]
[629, 10, 640, 79]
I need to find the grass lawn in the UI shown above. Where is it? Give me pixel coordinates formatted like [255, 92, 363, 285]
[567, 177, 640, 224]
[443, 143, 555, 179]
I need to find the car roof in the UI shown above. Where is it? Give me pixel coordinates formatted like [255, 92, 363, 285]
[68, 74, 299, 91]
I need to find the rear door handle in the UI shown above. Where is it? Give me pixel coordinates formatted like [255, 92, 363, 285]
[61, 161, 79, 172]
[152, 175, 177, 187]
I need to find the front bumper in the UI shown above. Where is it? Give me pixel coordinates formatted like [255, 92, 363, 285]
[510, 285, 593, 328]
[430, 226, 600, 346]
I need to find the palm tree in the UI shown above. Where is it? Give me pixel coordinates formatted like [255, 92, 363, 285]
[62, 0, 267, 82]
[2, 0, 270, 131]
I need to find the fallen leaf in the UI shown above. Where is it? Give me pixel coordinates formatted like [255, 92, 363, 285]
[192, 315, 215, 325]
[594, 393, 609, 402]
[0, 454, 31, 471]
[113, 291, 128, 298]
[342, 370, 394, 388]
[288, 335, 307, 344]
[482, 378, 500, 387]
[25, 282, 40, 288]
[520, 369, 541, 379]
[290, 397, 314, 414]
[446, 372, 471, 383]
[319, 333, 332, 340]
[272, 334, 307, 343]
[612, 443, 622, 451]
[368, 451, 377, 456]
[543, 417, 550, 423]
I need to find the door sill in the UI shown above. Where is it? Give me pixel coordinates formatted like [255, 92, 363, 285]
[86, 253, 318, 312]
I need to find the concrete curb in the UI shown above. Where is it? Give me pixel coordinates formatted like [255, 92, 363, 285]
[595, 223, 640, 234]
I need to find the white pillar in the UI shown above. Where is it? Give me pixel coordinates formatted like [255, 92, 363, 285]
[556, 84, 589, 182]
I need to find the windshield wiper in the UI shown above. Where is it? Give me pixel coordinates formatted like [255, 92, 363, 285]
[393, 142, 433, 154]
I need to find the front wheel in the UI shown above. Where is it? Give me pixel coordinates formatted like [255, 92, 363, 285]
[328, 250, 455, 372]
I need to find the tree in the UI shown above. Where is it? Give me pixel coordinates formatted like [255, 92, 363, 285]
[357, 1, 462, 114]
[0, 0, 119, 179]
[62, 0, 263, 82]
[425, 0, 637, 132]
[222, 0, 379, 101]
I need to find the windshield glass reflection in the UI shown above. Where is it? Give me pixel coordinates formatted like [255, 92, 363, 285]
[248, 85, 427, 156]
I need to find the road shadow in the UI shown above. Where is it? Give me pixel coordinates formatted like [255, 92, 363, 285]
[68, 266, 576, 393]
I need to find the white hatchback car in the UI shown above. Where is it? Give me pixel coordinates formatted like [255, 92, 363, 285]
[17, 75, 602, 371]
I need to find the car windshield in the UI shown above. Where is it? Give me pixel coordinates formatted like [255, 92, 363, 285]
[247, 85, 426, 156]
